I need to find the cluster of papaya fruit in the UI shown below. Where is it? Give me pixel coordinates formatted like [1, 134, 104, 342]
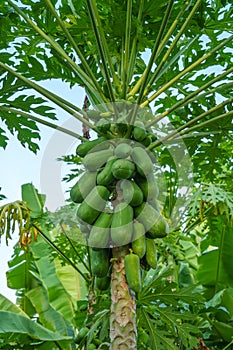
[70, 119, 169, 293]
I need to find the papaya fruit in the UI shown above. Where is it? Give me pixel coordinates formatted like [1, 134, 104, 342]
[131, 147, 153, 176]
[91, 248, 110, 277]
[141, 135, 151, 147]
[135, 173, 159, 201]
[88, 212, 112, 249]
[149, 198, 160, 212]
[115, 116, 129, 135]
[77, 185, 109, 225]
[132, 120, 147, 142]
[114, 143, 132, 159]
[70, 171, 97, 203]
[111, 202, 133, 246]
[76, 327, 89, 344]
[132, 221, 146, 258]
[145, 238, 157, 269]
[86, 344, 96, 350]
[76, 136, 106, 157]
[83, 147, 114, 171]
[120, 179, 144, 207]
[134, 202, 168, 238]
[79, 223, 91, 235]
[124, 252, 141, 293]
[95, 275, 111, 290]
[111, 159, 135, 179]
[96, 156, 117, 186]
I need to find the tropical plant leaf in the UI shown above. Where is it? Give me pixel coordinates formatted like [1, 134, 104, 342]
[54, 260, 88, 302]
[0, 294, 28, 316]
[29, 235, 76, 322]
[26, 285, 69, 335]
[197, 219, 233, 297]
[6, 244, 39, 317]
[0, 310, 72, 341]
[140, 308, 179, 350]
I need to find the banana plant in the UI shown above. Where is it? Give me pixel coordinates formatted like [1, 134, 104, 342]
[0, 183, 89, 349]
[0, 0, 233, 348]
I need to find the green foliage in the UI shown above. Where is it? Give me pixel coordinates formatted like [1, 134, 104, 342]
[0, 0, 233, 348]
[0, 311, 72, 348]
[137, 268, 202, 349]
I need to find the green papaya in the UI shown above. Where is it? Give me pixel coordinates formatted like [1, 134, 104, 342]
[135, 173, 159, 201]
[79, 223, 91, 235]
[83, 147, 114, 171]
[150, 198, 160, 212]
[77, 185, 109, 225]
[131, 147, 153, 176]
[124, 252, 141, 293]
[91, 248, 110, 277]
[96, 156, 117, 186]
[120, 179, 144, 207]
[76, 327, 89, 344]
[76, 136, 107, 157]
[111, 202, 133, 246]
[95, 275, 111, 290]
[132, 221, 146, 258]
[70, 171, 97, 203]
[145, 238, 157, 269]
[114, 143, 132, 159]
[134, 202, 168, 238]
[111, 159, 135, 179]
[115, 116, 129, 135]
[88, 212, 112, 249]
[141, 135, 151, 147]
[132, 120, 147, 142]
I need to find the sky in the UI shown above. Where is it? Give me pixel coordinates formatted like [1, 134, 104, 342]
[0, 79, 85, 302]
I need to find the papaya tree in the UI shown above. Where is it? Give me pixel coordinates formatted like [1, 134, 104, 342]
[0, 0, 233, 349]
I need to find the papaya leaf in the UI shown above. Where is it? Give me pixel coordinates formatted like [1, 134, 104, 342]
[140, 308, 179, 350]
[0, 127, 8, 149]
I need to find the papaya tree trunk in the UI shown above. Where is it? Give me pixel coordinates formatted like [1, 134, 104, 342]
[110, 245, 137, 349]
